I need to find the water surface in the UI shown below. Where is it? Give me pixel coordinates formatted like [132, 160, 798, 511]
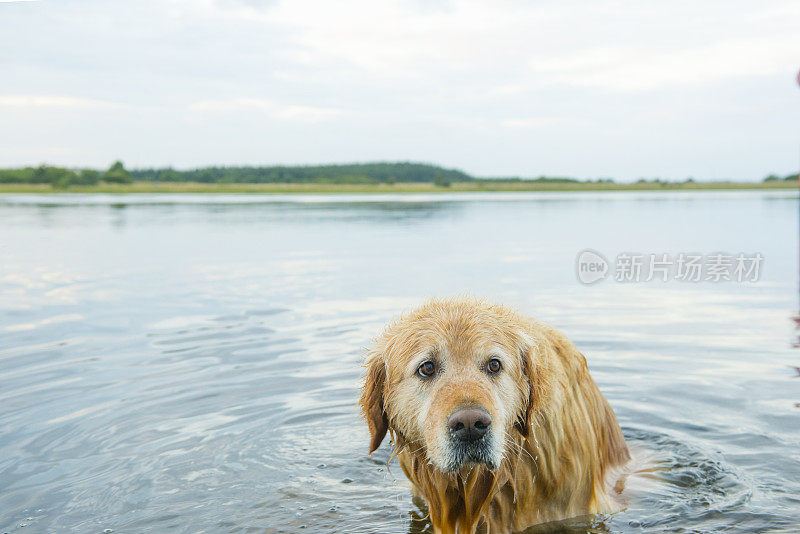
[1, 191, 798, 533]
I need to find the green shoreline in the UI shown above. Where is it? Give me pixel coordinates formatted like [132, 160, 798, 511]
[0, 181, 796, 194]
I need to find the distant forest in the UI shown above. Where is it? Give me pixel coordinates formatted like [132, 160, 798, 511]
[0, 161, 796, 188]
[0, 161, 471, 187]
[131, 162, 472, 185]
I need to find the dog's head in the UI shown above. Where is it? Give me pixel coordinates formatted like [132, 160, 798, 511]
[359, 298, 542, 473]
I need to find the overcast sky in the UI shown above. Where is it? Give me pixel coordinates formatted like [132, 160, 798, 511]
[1, 0, 798, 180]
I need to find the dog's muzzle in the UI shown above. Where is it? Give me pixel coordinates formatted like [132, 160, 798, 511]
[443, 407, 497, 471]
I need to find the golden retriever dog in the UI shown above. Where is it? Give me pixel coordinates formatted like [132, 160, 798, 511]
[359, 297, 630, 533]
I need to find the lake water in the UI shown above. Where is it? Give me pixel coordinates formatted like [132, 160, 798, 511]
[1, 191, 798, 533]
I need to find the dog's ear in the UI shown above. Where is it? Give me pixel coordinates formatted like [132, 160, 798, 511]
[515, 334, 543, 438]
[359, 355, 389, 454]
[515, 345, 535, 437]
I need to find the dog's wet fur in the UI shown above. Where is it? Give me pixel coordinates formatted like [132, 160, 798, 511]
[359, 297, 630, 533]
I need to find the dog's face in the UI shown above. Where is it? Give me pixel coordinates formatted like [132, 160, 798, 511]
[360, 300, 536, 473]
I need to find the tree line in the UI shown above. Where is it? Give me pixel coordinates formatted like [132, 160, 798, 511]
[0, 161, 471, 188]
[0, 160, 796, 188]
[129, 162, 471, 185]
[0, 161, 132, 188]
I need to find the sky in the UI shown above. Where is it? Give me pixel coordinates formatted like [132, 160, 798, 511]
[0, 0, 799, 180]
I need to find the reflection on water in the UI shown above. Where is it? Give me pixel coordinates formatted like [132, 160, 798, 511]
[0, 191, 798, 533]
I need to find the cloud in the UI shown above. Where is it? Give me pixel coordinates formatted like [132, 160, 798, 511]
[0, 95, 120, 108]
[0, 0, 798, 178]
[232, 0, 800, 91]
[527, 37, 800, 91]
[189, 98, 342, 121]
[499, 117, 562, 128]
[273, 105, 342, 121]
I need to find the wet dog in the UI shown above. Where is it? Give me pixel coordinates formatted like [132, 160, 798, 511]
[359, 297, 630, 533]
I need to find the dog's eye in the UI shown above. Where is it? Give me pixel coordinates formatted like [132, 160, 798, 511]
[486, 358, 502, 374]
[417, 361, 436, 378]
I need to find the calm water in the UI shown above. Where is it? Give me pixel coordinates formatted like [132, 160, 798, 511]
[1, 191, 798, 533]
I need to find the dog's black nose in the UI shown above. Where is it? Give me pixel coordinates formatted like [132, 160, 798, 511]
[448, 407, 492, 442]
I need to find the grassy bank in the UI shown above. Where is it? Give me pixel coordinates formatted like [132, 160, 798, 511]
[0, 180, 796, 194]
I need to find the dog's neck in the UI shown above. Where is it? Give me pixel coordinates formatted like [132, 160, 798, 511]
[394, 432, 524, 534]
